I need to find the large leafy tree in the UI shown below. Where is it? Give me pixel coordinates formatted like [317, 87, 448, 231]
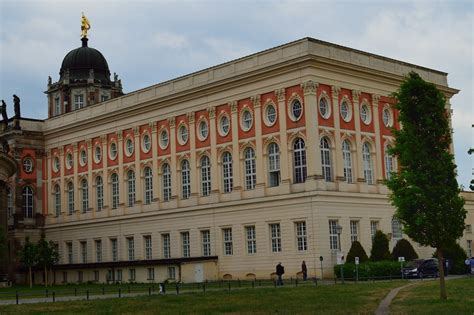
[20, 237, 37, 288]
[387, 72, 466, 300]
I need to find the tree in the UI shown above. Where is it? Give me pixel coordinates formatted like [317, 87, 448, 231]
[387, 72, 466, 300]
[36, 233, 60, 287]
[370, 230, 391, 261]
[20, 237, 37, 288]
[392, 239, 418, 261]
[346, 241, 369, 263]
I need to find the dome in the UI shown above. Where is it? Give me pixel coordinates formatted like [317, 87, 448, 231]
[59, 38, 111, 83]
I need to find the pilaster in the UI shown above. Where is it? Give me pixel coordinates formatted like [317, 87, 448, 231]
[208, 107, 219, 195]
[72, 143, 79, 217]
[117, 131, 124, 206]
[275, 88, 290, 186]
[86, 139, 93, 214]
[150, 122, 160, 204]
[331, 86, 343, 182]
[188, 113, 198, 198]
[101, 135, 108, 210]
[230, 101, 241, 191]
[133, 126, 142, 206]
[302, 80, 319, 184]
[251, 95, 265, 195]
[372, 94, 383, 184]
[169, 117, 178, 199]
[352, 90, 363, 182]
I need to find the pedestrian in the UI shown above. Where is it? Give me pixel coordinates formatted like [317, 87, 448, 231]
[301, 260, 307, 281]
[470, 257, 474, 275]
[276, 262, 285, 286]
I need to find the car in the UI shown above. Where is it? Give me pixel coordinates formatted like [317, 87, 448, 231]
[403, 259, 439, 278]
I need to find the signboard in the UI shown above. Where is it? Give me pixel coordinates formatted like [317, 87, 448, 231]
[355, 257, 359, 265]
[336, 252, 345, 265]
[319, 256, 324, 262]
[398, 257, 405, 262]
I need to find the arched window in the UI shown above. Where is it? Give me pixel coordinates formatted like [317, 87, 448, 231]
[385, 145, 395, 180]
[127, 170, 136, 207]
[293, 138, 307, 183]
[244, 148, 256, 190]
[162, 163, 171, 202]
[362, 142, 373, 184]
[392, 217, 403, 240]
[67, 182, 74, 215]
[111, 173, 119, 209]
[81, 179, 89, 213]
[268, 143, 280, 187]
[22, 186, 34, 218]
[54, 185, 61, 216]
[181, 160, 191, 199]
[7, 186, 13, 217]
[200, 156, 211, 197]
[222, 152, 233, 193]
[96, 176, 104, 211]
[342, 140, 353, 183]
[144, 167, 153, 205]
[320, 137, 332, 182]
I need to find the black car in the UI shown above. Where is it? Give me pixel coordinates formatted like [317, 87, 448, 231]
[403, 259, 439, 278]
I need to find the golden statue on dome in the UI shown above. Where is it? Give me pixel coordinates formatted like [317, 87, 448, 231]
[81, 12, 91, 38]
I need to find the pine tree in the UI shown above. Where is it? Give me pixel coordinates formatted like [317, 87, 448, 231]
[346, 241, 369, 263]
[392, 239, 418, 261]
[370, 230, 391, 261]
[387, 71, 466, 300]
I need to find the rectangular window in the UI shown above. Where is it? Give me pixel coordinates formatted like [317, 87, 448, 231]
[270, 223, 282, 253]
[107, 269, 113, 282]
[112, 178, 119, 209]
[82, 184, 89, 213]
[296, 222, 307, 251]
[181, 232, 190, 258]
[162, 233, 170, 259]
[94, 271, 99, 282]
[110, 238, 118, 262]
[201, 230, 211, 256]
[116, 269, 122, 282]
[129, 269, 136, 281]
[74, 94, 84, 110]
[467, 240, 472, 258]
[201, 160, 211, 196]
[78, 271, 83, 283]
[101, 95, 109, 102]
[246, 226, 257, 254]
[329, 220, 340, 250]
[370, 220, 379, 242]
[167, 266, 176, 279]
[127, 237, 135, 260]
[223, 228, 233, 256]
[66, 242, 73, 264]
[147, 268, 155, 280]
[63, 271, 68, 283]
[95, 240, 102, 262]
[466, 225, 472, 233]
[144, 235, 152, 260]
[54, 97, 60, 116]
[350, 220, 359, 243]
[81, 241, 87, 264]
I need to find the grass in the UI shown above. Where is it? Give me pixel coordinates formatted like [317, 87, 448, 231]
[391, 277, 474, 315]
[0, 281, 405, 314]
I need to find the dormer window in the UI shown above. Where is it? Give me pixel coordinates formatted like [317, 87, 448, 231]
[54, 97, 61, 116]
[101, 95, 109, 102]
[74, 94, 84, 110]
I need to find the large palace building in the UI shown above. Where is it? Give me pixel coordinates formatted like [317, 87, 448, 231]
[1, 29, 473, 285]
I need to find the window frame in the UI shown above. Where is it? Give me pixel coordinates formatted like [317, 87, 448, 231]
[246, 226, 257, 255]
[200, 156, 211, 197]
[293, 138, 307, 184]
[222, 152, 233, 193]
[181, 160, 191, 199]
[111, 173, 119, 209]
[162, 163, 171, 202]
[320, 137, 332, 182]
[244, 147, 256, 190]
[342, 139, 353, 183]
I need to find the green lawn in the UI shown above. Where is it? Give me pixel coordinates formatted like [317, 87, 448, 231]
[391, 277, 474, 315]
[0, 281, 405, 314]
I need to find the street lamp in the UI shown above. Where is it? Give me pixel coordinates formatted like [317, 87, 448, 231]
[336, 224, 344, 283]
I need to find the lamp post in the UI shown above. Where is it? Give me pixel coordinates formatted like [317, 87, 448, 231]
[336, 224, 344, 283]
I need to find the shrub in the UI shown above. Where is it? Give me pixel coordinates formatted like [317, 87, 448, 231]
[433, 243, 469, 274]
[392, 239, 418, 261]
[370, 231, 391, 261]
[333, 261, 402, 279]
[346, 241, 369, 264]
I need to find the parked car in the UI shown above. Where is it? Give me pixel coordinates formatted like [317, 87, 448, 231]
[403, 259, 439, 278]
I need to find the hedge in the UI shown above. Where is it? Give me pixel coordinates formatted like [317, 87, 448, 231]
[333, 261, 403, 279]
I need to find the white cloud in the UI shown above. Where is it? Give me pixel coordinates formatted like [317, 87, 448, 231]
[152, 31, 189, 49]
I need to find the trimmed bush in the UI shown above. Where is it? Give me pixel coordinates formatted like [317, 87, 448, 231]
[346, 241, 369, 264]
[370, 231, 391, 261]
[433, 243, 469, 274]
[334, 261, 402, 279]
[392, 239, 418, 261]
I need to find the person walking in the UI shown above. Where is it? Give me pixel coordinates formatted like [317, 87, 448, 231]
[302, 260, 308, 281]
[276, 262, 285, 286]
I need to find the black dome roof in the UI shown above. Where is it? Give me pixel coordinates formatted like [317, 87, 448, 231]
[60, 38, 111, 83]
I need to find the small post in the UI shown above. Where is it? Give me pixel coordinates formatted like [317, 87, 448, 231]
[102, 287, 105, 295]
[176, 284, 180, 295]
[86, 290, 89, 300]
[119, 288, 121, 298]
[74, 288, 77, 296]
[203, 283, 206, 293]
[52, 291, 55, 302]
[198, 283, 200, 290]
[148, 287, 151, 296]
[296, 278, 298, 287]
[152, 284, 155, 292]
[252, 281, 255, 289]
[314, 277, 318, 286]
[16, 291, 19, 305]
[128, 285, 130, 293]
[228, 282, 231, 291]
[45, 289, 49, 298]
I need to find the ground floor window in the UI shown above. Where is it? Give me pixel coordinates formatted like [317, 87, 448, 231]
[147, 268, 155, 280]
[94, 270, 99, 282]
[117, 269, 123, 282]
[78, 271, 83, 283]
[168, 266, 176, 280]
[129, 269, 136, 281]
[63, 271, 68, 284]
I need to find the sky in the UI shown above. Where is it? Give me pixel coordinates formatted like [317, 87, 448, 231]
[1, 0, 473, 188]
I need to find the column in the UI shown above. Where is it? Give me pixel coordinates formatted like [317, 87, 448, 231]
[372, 94, 383, 184]
[275, 88, 290, 186]
[150, 122, 160, 204]
[230, 101, 241, 191]
[208, 107, 219, 195]
[169, 117, 178, 199]
[302, 80, 319, 184]
[331, 86, 344, 182]
[87, 139, 93, 213]
[100, 135, 109, 210]
[352, 90, 363, 182]
[188, 113, 198, 198]
[133, 126, 142, 205]
[59, 147, 65, 217]
[117, 131, 124, 207]
[46, 151, 53, 219]
[72, 143, 79, 217]
[35, 149, 44, 216]
[251, 95, 265, 195]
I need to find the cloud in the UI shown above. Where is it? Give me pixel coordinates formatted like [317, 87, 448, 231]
[152, 31, 189, 49]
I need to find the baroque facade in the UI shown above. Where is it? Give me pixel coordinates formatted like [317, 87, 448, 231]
[2, 36, 473, 284]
